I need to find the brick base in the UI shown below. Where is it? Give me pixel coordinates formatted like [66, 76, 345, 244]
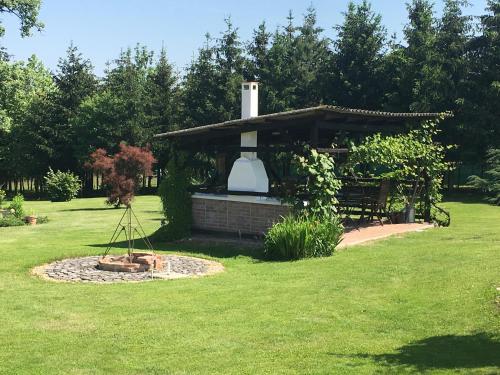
[192, 196, 290, 235]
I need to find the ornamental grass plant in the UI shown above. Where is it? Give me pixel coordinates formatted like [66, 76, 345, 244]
[264, 214, 343, 260]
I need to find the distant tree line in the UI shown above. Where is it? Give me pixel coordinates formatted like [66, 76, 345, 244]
[0, 0, 498, 192]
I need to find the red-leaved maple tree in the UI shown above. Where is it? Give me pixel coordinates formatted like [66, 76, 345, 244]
[87, 143, 156, 206]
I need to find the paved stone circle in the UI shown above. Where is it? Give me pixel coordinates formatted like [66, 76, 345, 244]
[32, 255, 224, 283]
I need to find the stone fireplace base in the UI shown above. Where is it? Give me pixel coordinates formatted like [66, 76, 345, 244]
[192, 193, 290, 236]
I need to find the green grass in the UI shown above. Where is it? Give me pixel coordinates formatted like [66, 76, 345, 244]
[0, 195, 498, 374]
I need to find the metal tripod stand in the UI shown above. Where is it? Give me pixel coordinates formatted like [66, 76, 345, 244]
[103, 204, 154, 257]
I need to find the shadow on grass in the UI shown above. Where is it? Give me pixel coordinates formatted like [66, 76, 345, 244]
[330, 333, 500, 371]
[61, 207, 120, 212]
[442, 191, 486, 205]
[88, 236, 267, 261]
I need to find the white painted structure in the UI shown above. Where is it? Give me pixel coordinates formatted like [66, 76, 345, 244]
[227, 82, 269, 193]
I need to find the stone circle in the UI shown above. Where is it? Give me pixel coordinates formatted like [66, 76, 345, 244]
[32, 254, 224, 283]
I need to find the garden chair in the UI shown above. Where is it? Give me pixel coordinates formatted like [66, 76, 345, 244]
[366, 179, 391, 225]
[336, 178, 369, 228]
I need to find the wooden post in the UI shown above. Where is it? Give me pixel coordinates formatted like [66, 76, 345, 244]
[216, 153, 226, 185]
[310, 123, 319, 148]
[424, 170, 431, 223]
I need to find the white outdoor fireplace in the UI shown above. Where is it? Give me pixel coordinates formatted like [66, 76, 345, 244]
[227, 82, 269, 193]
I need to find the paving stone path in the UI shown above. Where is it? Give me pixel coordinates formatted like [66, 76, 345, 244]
[33, 255, 223, 283]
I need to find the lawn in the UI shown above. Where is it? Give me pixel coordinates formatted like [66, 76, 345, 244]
[0, 195, 498, 374]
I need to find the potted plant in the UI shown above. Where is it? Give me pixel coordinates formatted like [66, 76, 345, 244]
[25, 209, 37, 225]
[388, 197, 406, 224]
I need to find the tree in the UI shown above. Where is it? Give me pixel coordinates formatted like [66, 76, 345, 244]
[0, 56, 56, 189]
[247, 21, 272, 113]
[72, 89, 126, 163]
[403, 0, 443, 112]
[432, 1, 472, 153]
[52, 43, 97, 172]
[147, 46, 179, 169]
[332, 1, 387, 109]
[0, 0, 43, 37]
[54, 43, 97, 114]
[294, 6, 331, 108]
[468, 148, 500, 205]
[463, 0, 500, 160]
[214, 17, 245, 121]
[104, 45, 154, 146]
[251, 8, 331, 113]
[260, 11, 299, 112]
[181, 34, 221, 127]
[87, 143, 156, 206]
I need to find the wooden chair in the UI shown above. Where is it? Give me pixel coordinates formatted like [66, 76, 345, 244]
[367, 179, 391, 225]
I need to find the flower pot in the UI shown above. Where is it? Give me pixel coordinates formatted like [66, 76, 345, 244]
[389, 211, 405, 224]
[25, 215, 37, 225]
[405, 205, 415, 223]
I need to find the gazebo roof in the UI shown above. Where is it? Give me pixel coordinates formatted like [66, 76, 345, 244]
[154, 105, 450, 140]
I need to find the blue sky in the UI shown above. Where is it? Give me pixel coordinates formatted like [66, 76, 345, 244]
[1, 0, 488, 77]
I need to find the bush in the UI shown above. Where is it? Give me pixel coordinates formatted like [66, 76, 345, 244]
[156, 153, 192, 241]
[37, 216, 49, 224]
[264, 215, 343, 260]
[0, 189, 5, 207]
[0, 216, 25, 227]
[8, 194, 25, 219]
[44, 168, 81, 202]
[287, 146, 342, 217]
[468, 148, 500, 206]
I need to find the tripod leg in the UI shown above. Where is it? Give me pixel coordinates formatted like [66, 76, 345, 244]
[103, 207, 129, 256]
[130, 206, 155, 251]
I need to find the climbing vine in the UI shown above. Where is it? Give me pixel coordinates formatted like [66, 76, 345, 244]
[156, 148, 192, 241]
[347, 114, 451, 205]
[287, 145, 342, 218]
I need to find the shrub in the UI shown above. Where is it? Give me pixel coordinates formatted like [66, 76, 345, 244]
[468, 148, 500, 206]
[0, 216, 25, 227]
[156, 153, 192, 241]
[37, 216, 49, 224]
[8, 194, 25, 219]
[287, 146, 342, 217]
[264, 215, 343, 260]
[44, 168, 81, 202]
[431, 205, 450, 227]
[0, 189, 5, 207]
[87, 143, 156, 207]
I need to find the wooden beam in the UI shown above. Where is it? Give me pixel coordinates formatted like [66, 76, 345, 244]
[316, 120, 402, 133]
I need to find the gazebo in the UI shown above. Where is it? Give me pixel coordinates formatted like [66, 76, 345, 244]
[154, 82, 447, 236]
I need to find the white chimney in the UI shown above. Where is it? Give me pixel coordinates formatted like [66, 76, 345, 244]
[241, 81, 258, 118]
[227, 81, 269, 193]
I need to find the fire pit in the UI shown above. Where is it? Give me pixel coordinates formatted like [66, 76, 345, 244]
[97, 252, 164, 273]
[32, 254, 224, 283]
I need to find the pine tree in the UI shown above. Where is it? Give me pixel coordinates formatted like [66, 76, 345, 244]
[247, 21, 273, 114]
[181, 34, 220, 127]
[147, 46, 179, 169]
[147, 46, 178, 134]
[263, 11, 299, 112]
[403, 0, 443, 112]
[434, 0, 472, 155]
[104, 44, 154, 146]
[52, 43, 97, 171]
[294, 6, 331, 107]
[332, 1, 386, 109]
[214, 17, 245, 121]
[463, 0, 500, 159]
